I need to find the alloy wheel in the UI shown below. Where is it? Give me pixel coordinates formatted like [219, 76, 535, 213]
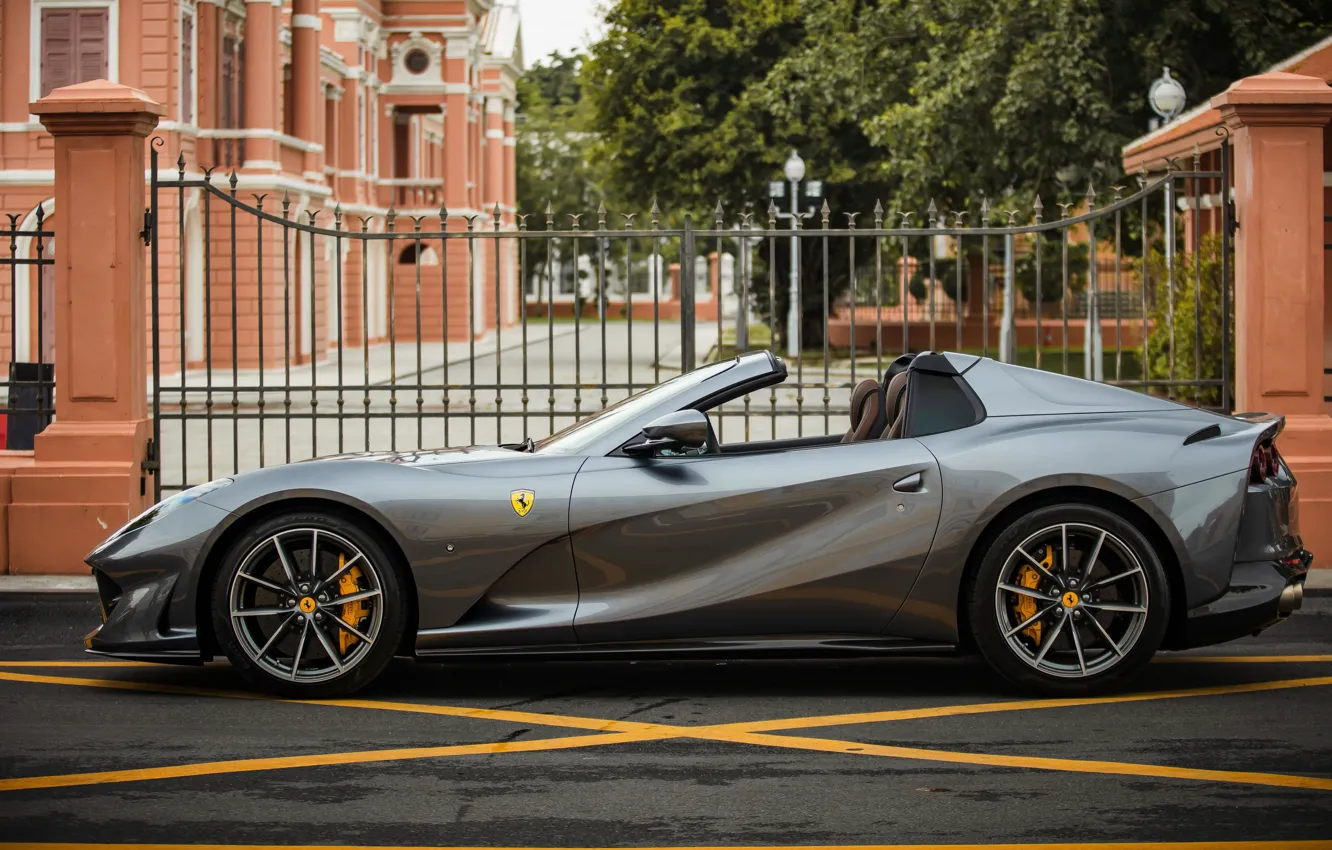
[228, 527, 384, 684]
[992, 522, 1150, 679]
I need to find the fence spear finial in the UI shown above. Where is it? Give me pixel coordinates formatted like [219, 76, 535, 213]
[768, 199, 779, 228]
[927, 198, 937, 227]
[596, 201, 607, 229]
[1033, 194, 1044, 224]
[228, 170, 238, 192]
[873, 199, 884, 227]
[545, 200, 554, 229]
[845, 212, 859, 230]
[650, 198, 661, 229]
[820, 199, 830, 227]
[1085, 182, 1096, 210]
[493, 202, 502, 224]
[439, 202, 449, 225]
[715, 200, 725, 227]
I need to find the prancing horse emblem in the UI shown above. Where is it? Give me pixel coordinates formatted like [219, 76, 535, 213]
[510, 489, 535, 517]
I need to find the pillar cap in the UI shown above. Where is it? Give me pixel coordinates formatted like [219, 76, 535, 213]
[1211, 72, 1332, 126]
[31, 79, 164, 136]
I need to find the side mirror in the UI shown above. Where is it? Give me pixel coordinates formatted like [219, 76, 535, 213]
[624, 409, 711, 456]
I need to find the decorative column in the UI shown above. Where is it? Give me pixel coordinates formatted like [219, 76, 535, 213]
[291, 0, 322, 177]
[242, 0, 279, 170]
[10, 82, 163, 574]
[1213, 72, 1332, 566]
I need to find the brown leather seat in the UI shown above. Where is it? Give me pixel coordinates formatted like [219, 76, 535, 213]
[881, 371, 909, 439]
[841, 379, 886, 443]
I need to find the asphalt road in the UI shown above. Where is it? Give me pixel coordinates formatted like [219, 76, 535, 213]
[1, 593, 1331, 849]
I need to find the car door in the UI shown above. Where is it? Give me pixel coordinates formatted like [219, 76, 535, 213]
[568, 438, 943, 643]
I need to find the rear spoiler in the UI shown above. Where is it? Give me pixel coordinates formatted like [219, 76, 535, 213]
[1232, 412, 1286, 443]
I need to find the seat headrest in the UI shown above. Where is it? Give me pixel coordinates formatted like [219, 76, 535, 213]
[842, 379, 885, 443]
[881, 371, 909, 439]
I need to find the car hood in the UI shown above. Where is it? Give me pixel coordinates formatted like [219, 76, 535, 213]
[313, 445, 528, 467]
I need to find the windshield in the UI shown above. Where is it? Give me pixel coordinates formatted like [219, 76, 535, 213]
[534, 359, 739, 455]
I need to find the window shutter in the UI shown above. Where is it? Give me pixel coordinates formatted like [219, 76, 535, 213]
[181, 14, 194, 124]
[40, 9, 76, 98]
[75, 9, 109, 84]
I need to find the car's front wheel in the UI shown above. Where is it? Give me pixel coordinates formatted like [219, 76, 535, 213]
[968, 503, 1171, 695]
[211, 511, 406, 698]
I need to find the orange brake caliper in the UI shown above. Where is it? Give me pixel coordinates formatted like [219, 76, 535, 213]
[1014, 545, 1052, 645]
[337, 554, 370, 655]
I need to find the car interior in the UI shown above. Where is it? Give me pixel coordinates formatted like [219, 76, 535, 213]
[639, 353, 979, 458]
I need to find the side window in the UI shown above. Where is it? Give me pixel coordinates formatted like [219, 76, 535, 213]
[40, 8, 109, 99]
[906, 373, 984, 437]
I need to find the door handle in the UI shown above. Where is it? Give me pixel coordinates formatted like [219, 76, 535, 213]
[893, 472, 923, 493]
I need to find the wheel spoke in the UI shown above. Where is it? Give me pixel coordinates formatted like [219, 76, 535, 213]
[231, 606, 290, 618]
[1080, 530, 1107, 583]
[1085, 566, 1143, 591]
[310, 619, 346, 673]
[1060, 524, 1069, 574]
[314, 551, 364, 595]
[1069, 618, 1087, 675]
[310, 530, 320, 584]
[329, 615, 372, 644]
[273, 535, 299, 589]
[1084, 610, 1124, 657]
[1004, 603, 1057, 639]
[1082, 601, 1147, 614]
[1016, 546, 1060, 585]
[289, 618, 309, 681]
[1032, 614, 1067, 668]
[238, 571, 291, 596]
[998, 582, 1050, 601]
[256, 613, 297, 658]
[331, 588, 380, 605]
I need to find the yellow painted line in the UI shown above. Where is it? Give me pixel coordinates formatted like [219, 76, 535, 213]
[717, 729, 1332, 791]
[0, 672, 678, 736]
[1154, 655, 1332, 663]
[0, 661, 158, 668]
[716, 676, 1332, 734]
[2, 843, 1331, 850]
[0, 731, 660, 793]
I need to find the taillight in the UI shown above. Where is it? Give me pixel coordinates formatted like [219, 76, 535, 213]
[1250, 441, 1281, 484]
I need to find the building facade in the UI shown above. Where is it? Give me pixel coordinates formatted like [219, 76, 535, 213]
[0, 0, 523, 376]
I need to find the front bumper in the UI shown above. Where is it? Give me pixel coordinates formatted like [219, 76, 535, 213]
[1168, 549, 1311, 650]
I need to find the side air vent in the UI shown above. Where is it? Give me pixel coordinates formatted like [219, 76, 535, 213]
[1183, 424, 1222, 446]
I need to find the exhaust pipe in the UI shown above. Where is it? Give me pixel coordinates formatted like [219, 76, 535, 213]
[1278, 582, 1304, 616]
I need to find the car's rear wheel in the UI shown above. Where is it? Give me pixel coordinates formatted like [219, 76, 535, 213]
[967, 503, 1170, 695]
[211, 511, 406, 698]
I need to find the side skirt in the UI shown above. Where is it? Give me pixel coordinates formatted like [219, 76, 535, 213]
[413, 634, 961, 662]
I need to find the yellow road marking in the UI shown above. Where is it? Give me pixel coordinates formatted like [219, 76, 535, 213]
[714, 729, 1332, 791]
[4, 670, 1332, 794]
[1154, 655, 1332, 664]
[718, 676, 1332, 734]
[0, 661, 157, 668]
[2, 844, 1330, 850]
[0, 731, 660, 793]
[0, 672, 677, 736]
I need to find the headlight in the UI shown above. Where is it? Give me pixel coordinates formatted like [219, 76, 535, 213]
[98, 478, 233, 547]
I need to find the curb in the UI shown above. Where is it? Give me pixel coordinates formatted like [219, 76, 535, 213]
[0, 575, 96, 597]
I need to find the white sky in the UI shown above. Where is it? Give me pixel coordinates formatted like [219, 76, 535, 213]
[518, 0, 606, 65]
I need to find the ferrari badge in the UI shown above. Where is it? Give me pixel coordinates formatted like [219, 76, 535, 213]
[510, 489, 535, 517]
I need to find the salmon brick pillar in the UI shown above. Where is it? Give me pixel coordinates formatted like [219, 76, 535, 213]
[8, 81, 163, 574]
[1213, 72, 1332, 567]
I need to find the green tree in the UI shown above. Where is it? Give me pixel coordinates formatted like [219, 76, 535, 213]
[1142, 233, 1233, 407]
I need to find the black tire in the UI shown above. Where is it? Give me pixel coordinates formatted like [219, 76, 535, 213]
[967, 503, 1170, 696]
[211, 511, 407, 698]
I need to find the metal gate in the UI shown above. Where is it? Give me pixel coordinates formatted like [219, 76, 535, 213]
[147, 139, 1234, 499]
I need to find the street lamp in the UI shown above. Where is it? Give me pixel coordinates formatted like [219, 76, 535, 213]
[770, 150, 821, 358]
[1148, 67, 1187, 129]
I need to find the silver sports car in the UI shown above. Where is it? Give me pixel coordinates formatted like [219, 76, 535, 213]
[84, 351, 1310, 697]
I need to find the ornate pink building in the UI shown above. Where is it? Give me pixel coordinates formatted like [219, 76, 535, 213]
[0, 0, 523, 374]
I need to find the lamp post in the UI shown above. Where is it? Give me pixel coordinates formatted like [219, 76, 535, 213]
[769, 150, 822, 359]
[1148, 67, 1187, 130]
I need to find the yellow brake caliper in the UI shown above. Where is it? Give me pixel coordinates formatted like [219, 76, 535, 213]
[336, 554, 370, 655]
[1014, 545, 1053, 645]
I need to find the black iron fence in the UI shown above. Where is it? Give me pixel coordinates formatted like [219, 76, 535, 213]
[1, 208, 55, 451]
[146, 140, 1234, 497]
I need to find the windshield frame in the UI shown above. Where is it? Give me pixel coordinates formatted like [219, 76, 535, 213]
[533, 359, 742, 456]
